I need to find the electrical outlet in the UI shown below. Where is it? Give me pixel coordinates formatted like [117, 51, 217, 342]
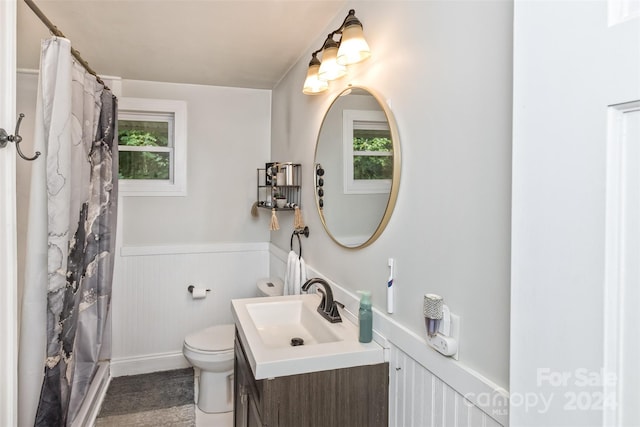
[427, 334, 458, 356]
[428, 311, 460, 360]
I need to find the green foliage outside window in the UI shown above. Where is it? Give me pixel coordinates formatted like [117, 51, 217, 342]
[353, 135, 393, 180]
[118, 120, 171, 180]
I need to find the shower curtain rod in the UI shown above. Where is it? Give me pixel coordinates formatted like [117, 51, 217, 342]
[24, 0, 108, 88]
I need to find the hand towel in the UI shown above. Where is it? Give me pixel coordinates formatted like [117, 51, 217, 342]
[299, 256, 307, 292]
[284, 250, 308, 295]
[284, 250, 297, 295]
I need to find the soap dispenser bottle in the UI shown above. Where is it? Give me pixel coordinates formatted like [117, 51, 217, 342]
[358, 291, 373, 343]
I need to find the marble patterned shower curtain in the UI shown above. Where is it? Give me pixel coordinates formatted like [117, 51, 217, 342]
[25, 37, 118, 427]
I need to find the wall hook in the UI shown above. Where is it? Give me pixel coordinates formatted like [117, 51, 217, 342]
[0, 113, 41, 161]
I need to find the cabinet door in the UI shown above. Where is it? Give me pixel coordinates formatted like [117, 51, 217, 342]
[246, 393, 263, 427]
[236, 366, 263, 427]
[235, 334, 265, 427]
[234, 354, 249, 427]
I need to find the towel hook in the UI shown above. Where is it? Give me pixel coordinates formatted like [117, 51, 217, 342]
[290, 226, 310, 259]
[0, 113, 41, 161]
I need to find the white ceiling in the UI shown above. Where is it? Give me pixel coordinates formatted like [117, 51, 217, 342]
[17, 0, 347, 89]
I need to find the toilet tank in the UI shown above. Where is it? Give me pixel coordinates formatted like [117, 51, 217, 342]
[256, 278, 284, 297]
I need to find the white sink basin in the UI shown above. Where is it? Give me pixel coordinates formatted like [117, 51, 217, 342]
[232, 294, 384, 379]
[245, 299, 340, 348]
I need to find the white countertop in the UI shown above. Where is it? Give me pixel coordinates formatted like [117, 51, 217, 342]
[231, 294, 385, 379]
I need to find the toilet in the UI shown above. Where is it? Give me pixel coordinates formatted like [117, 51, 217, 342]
[182, 278, 283, 413]
[183, 324, 235, 413]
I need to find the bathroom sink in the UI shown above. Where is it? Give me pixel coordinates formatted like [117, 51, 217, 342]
[231, 294, 384, 379]
[245, 299, 340, 348]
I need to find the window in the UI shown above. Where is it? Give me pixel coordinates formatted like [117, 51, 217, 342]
[343, 109, 392, 194]
[118, 98, 187, 196]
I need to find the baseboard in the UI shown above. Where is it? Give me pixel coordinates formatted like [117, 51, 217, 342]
[110, 352, 191, 377]
[71, 361, 111, 427]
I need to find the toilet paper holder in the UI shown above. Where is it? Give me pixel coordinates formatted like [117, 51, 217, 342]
[188, 285, 211, 293]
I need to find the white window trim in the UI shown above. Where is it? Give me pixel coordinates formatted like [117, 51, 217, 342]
[342, 109, 392, 194]
[118, 97, 187, 197]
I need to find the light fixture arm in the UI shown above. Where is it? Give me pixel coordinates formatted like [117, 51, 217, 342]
[310, 9, 359, 54]
[340, 9, 363, 32]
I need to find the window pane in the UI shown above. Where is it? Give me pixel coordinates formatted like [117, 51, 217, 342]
[118, 120, 169, 147]
[119, 151, 170, 180]
[353, 130, 392, 152]
[354, 155, 393, 180]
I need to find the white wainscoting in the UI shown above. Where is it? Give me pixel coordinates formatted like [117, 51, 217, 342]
[390, 344, 504, 427]
[270, 244, 508, 426]
[111, 242, 269, 377]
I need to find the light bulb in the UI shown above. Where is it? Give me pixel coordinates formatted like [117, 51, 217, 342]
[337, 24, 371, 65]
[302, 62, 328, 95]
[318, 38, 346, 81]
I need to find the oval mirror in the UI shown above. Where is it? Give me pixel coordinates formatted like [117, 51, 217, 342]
[314, 86, 401, 249]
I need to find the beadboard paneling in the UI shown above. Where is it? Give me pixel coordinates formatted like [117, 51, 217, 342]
[111, 243, 269, 376]
[389, 344, 503, 427]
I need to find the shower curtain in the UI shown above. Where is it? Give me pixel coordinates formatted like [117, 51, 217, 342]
[19, 37, 118, 427]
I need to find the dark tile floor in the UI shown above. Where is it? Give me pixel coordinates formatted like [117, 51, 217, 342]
[96, 368, 194, 425]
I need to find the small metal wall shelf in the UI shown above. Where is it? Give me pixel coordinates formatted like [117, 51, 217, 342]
[257, 162, 301, 210]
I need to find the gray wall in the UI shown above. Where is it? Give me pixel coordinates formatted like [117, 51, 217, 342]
[17, 74, 273, 249]
[120, 79, 272, 245]
[270, 1, 513, 389]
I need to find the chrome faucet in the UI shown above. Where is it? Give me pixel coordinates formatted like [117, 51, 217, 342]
[301, 278, 343, 323]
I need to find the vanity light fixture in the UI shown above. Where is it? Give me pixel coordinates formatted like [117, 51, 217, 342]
[302, 53, 329, 95]
[317, 37, 346, 82]
[302, 9, 371, 95]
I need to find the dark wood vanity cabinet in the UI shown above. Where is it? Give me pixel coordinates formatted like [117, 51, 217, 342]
[234, 332, 389, 427]
[234, 335, 262, 427]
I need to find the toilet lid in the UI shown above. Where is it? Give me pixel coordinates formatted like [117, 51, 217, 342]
[257, 278, 284, 297]
[185, 324, 235, 352]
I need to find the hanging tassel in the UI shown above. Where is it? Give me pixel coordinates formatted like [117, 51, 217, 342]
[294, 205, 305, 229]
[270, 208, 280, 231]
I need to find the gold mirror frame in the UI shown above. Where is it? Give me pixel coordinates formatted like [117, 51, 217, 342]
[314, 85, 401, 249]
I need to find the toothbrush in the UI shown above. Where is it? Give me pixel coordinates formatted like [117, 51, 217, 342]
[387, 258, 394, 313]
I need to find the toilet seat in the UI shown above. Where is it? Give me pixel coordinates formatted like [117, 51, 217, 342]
[184, 324, 235, 354]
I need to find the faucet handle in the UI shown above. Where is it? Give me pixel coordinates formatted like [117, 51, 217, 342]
[317, 288, 328, 311]
[327, 300, 343, 323]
